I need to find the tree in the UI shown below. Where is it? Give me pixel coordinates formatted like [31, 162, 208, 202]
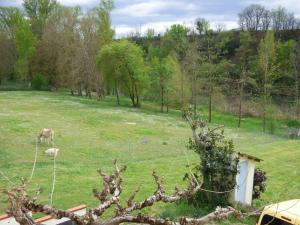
[10, 9, 36, 83]
[235, 32, 256, 127]
[0, 7, 35, 83]
[271, 7, 296, 31]
[198, 28, 232, 123]
[258, 31, 276, 133]
[238, 4, 266, 31]
[4, 160, 237, 225]
[183, 41, 200, 115]
[277, 40, 300, 118]
[0, 30, 17, 83]
[98, 40, 148, 107]
[95, 0, 115, 98]
[23, 0, 57, 38]
[0, 7, 20, 38]
[195, 18, 209, 35]
[163, 24, 190, 110]
[36, 5, 79, 90]
[238, 4, 297, 31]
[150, 55, 178, 112]
[96, 0, 115, 49]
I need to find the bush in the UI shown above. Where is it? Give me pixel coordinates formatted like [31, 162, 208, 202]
[286, 119, 300, 138]
[286, 119, 300, 128]
[183, 107, 239, 206]
[252, 168, 267, 199]
[32, 74, 48, 90]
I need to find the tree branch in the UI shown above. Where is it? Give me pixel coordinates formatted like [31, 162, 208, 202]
[5, 161, 238, 225]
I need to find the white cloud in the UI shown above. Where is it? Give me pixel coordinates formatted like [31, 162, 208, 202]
[1, 0, 299, 37]
[57, 0, 97, 7]
[113, 1, 172, 18]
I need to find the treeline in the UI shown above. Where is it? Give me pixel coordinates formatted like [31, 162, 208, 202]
[0, 0, 299, 132]
[239, 4, 300, 31]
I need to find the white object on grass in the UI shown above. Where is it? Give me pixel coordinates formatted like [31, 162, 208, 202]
[45, 148, 59, 157]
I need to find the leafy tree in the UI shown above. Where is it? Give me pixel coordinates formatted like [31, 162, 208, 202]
[0, 30, 16, 83]
[96, 0, 115, 48]
[258, 31, 276, 133]
[235, 32, 256, 127]
[10, 9, 36, 83]
[163, 24, 189, 110]
[23, 0, 57, 38]
[97, 40, 148, 107]
[183, 41, 202, 115]
[195, 18, 209, 35]
[277, 40, 300, 118]
[198, 27, 232, 123]
[36, 5, 79, 90]
[150, 55, 178, 112]
[0, 7, 20, 38]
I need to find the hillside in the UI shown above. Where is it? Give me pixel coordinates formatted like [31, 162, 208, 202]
[0, 91, 299, 222]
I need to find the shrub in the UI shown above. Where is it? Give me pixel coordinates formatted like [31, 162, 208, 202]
[183, 107, 239, 206]
[252, 168, 267, 199]
[286, 119, 300, 128]
[32, 74, 48, 90]
[286, 119, 300, 138]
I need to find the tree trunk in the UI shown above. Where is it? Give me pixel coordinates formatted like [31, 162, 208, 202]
[161, 86, 164, 113]
[134, 84, 140, 107]
[208, 84, 213, 123]
[193, 79, 197, 117]
[263, 70, 267, 133]
[295, 64, 299, 119]
[238, 80, 244, 128]
[116, 88, 120, 106]
[130, 95, 135, 107]
[71, 89, 74, 96]
[115, 82, 120, 105]
[78, 86, 83, 96]
[85, 86, 89, 97]
[181, 73, 184, 115]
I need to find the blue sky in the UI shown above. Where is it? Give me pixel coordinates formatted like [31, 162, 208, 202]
[1, 0, 300, 37]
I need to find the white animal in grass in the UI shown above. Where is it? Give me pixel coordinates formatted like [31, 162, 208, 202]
[45, 148, 59, 157]
[38, 128, 54, 144]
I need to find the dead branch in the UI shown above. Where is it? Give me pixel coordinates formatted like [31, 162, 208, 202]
[5, 161, 238, 225]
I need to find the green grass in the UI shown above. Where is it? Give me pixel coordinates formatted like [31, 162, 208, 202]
[0, 91, 299, 224]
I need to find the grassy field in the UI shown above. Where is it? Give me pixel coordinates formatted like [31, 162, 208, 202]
[0, 91, 299, 224]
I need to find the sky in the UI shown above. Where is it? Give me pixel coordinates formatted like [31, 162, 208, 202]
[1, 0, 300, 37]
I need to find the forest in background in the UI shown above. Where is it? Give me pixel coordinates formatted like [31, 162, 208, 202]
[0, 0, 300, 133]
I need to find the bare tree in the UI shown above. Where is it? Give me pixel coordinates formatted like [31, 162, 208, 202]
[261, 9, 271, 30]
[271, 7, 297, 30]
[4, 160, 237, 225]
[238, 4, 266, 31]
